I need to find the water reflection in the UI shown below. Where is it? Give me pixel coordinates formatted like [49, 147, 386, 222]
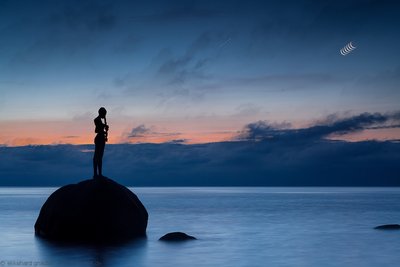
[35, 236, 148, 267]
[2, 187, 400, 267]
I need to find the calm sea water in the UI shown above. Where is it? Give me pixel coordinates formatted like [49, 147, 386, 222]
[0, 187, 400, 267]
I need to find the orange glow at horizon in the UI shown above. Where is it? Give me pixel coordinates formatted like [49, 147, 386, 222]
[0, 119, 240, 146]
[0, 131, 238, 146]
[1, 119, 400, 147]
[328, 128, 400, 142]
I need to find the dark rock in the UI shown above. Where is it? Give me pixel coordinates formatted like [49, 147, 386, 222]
[34, 177, 148, 243]
[374, 224, 400, 230]
[159, 232, 196, 241]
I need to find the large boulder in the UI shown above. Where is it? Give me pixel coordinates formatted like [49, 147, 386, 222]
[34, 177, 148, 243]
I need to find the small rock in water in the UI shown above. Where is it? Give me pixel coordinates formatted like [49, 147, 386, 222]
[374, 224, 400, 230]
[159, 232, 196, 241]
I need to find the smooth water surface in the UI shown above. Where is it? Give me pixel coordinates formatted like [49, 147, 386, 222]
[0, 187, 400, 267]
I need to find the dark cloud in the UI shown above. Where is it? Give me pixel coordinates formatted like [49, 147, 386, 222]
[166, 139, 188, 144]
[128, 124, 152, 138]
[1, 139, 399, 186]
[0, 145, 91, 185]
[238, 112, 400, 142]
[127, 124, 181, 140]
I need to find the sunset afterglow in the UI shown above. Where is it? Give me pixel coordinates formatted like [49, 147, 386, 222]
[1, 0, 399, 146]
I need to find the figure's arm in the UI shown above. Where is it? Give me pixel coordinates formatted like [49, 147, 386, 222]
[94, 117, 103, 133]
[104, 117, 108, 129]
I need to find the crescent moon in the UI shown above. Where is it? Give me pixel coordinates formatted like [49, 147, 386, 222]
[348, 43, 354, 49]
[340, 41, 357, 56]
[347, 44, 354, 51]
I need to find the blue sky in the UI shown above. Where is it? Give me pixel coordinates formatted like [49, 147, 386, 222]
[0, 0, 400, 186]
[0, 0, 400, 145]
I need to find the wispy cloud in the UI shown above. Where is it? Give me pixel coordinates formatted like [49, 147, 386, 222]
[128, 124, 152, 138]
[125, 124, 182, 143]
[233, 103, 263, 117]
[238, 111, 400, 141]
[166, 139, 188, 144]
[63, 135, 80, 139]
[156, 32, 217, 86]
[150, 32, 230, 106]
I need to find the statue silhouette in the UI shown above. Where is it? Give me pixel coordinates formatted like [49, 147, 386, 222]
[93, 107, 109, 178]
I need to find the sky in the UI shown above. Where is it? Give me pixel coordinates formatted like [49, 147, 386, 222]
[1, 0, 400, 146]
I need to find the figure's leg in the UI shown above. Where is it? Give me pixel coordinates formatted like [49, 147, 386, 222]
[98, 143, 105, 177]
[93, 157, 98, 177]
[93, 143, 100, 177]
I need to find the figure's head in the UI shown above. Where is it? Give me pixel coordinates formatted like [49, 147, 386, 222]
[98, 107, 107, 118]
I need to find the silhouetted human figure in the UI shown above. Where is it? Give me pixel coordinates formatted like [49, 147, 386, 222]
[93, 107, 109, 178]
